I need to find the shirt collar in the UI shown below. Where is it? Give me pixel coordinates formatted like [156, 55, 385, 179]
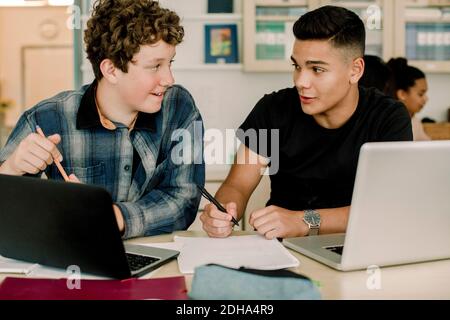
[76, 80, 157, 132]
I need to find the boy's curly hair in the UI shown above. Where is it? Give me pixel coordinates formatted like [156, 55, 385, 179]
[84, 0, 184, 80]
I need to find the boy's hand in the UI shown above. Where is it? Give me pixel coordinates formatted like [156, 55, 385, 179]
[249, 206, 308, 240]
[200, 202, 238, 238]
[113, 205, 125, 234]
[0, 133, 63, 176]
[68, 174, 81, 183]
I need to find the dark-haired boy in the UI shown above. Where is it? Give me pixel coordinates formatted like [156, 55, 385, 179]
[201, 5, 412, 239]
[0, 0, 205, 239]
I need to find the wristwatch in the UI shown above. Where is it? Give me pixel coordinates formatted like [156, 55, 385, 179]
[303, 209, 321, 236]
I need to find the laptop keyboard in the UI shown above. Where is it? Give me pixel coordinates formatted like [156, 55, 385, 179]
[126, 253, 160, 272]
[325, 245, 344, 255]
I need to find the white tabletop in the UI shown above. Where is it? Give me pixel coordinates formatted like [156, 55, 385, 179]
[2, 230, 450, 299]
[127, 231, 450, 300]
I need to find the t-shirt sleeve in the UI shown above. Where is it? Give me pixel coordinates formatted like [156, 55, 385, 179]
[237, 94, 273, 158]
[377, 102, 413, 142]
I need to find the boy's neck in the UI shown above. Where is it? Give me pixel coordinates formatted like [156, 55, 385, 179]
[313, 85, 360, 129]
[95, 79, 138, 128]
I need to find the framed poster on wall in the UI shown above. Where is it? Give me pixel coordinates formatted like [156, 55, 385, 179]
[204, 24, 239, 64]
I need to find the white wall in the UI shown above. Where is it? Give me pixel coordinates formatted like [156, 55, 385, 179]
[174, 70, 450, 132]
[417, 74, 450, 122]
[173, 70, 293, 132]
[174, 73, 450, 132]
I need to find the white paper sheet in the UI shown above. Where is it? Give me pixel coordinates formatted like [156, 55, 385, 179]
[0, 255, 108, 279]
[174, 235, 300, 274]
[0, 255, 37, 275]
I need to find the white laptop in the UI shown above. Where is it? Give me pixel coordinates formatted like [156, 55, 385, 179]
[283, 141, 450, 271]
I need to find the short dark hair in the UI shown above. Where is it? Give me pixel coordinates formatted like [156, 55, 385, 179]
[84, 0, 184, 80]
[293, 5, 365, 58]
[385, 57, 426, 99]
[360, 55, 391, 92]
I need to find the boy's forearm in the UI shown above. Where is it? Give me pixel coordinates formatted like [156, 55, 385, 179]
[215, 183, 250, 221]
[317, 206, 350, 234]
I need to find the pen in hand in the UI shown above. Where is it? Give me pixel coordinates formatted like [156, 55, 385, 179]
[35, 126, 70, 182]
[197, 185, 240, 227]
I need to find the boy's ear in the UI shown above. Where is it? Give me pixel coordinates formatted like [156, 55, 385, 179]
[99, 59, 119, 84]
[349, 57, 365, 85]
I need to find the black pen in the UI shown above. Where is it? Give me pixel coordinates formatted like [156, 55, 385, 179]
[197, 185, 239, 227]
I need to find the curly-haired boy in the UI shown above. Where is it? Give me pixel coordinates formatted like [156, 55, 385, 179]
[0, 0, 205, 239]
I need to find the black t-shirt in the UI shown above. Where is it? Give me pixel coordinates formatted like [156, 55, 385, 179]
[238, 86, 412, 211]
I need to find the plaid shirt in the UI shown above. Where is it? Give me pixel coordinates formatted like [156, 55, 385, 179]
[0, 83, 205, 239]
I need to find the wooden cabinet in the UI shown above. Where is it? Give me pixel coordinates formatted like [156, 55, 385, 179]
[394, 0, 450, 73]
[423, 122, 450, 139]
[75, 0, 450, 76]
[243, 0, 396, 71]
[243, 0, 320, 72]
[243, 0, 450, 73]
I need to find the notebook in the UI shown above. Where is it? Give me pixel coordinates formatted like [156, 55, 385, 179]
[0, 174, 179, 279]
[0, 276, 188, 300]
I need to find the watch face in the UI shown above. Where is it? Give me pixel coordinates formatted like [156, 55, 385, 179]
[305, 210, 320, 226]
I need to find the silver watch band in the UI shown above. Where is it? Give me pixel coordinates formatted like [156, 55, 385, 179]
[308, 225, 319, 236]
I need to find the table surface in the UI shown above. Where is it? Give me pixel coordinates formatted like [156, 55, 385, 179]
[1, 231, 450, 299]
[126, 231, 450, 300]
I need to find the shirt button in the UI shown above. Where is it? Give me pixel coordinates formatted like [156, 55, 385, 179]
[124, 165, 130, 171]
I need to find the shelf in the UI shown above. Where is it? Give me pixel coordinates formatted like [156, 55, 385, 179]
[173, 64, 243, 71]
[406, 0, 450, 7]
[255, 16, 299, 21]
[406, 17, 450, 22]
[409, 60, 450, 73]
[254, 0, 308, 6]
[326, 1, 384, 9]
[182, 14, 242, 22]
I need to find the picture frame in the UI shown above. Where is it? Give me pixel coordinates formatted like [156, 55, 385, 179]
[204, 24, 239, 64]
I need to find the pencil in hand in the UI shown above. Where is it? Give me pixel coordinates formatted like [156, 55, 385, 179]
[197, 185, 240, 227]
[35, 126, 70, 182]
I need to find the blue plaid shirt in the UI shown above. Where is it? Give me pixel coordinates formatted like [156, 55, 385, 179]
[0, 83, 205, 239]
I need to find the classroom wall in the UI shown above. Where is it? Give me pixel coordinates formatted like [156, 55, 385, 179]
[173, 71, 293, 132]
[417, 74, 450, 122]
[173, 70, 450, 133]
[0, 6, 73, 128]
